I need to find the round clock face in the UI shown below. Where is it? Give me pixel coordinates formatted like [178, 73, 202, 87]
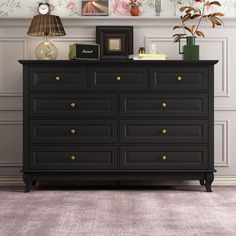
[38, 3, 50, 15]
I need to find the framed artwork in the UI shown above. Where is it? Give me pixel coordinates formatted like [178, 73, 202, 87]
[82, 0, 109, 16]
[96, 26, 133, 59]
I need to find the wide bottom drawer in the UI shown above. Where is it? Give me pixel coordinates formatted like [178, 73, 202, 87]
[120, 146, 208, 170]
[29, 146, 117, 170]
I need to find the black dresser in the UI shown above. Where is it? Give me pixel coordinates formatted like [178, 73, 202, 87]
[19, 60, 218, 192]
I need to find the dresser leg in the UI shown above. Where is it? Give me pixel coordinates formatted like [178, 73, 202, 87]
[199, 179, 205, 186]
[205, 173, 214, 192]
[23, 173, 32, 193]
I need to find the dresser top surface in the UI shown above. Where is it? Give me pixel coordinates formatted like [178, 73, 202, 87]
[19, 60, 218, 66]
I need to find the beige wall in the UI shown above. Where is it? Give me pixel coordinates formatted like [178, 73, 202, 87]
[0, 17, 236, 185]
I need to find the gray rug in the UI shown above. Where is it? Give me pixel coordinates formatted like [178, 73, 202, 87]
[0, 186, 236, 236]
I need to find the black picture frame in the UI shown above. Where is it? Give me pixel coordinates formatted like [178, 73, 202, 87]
[96, 26, 133, 60]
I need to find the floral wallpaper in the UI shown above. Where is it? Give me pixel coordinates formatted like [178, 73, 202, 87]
[0, 0, 235, 17]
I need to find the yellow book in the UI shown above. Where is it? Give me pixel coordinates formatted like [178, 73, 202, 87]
[138, 53, 167, 58]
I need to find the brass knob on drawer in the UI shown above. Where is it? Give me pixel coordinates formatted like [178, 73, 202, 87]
[162, 155, 167, 160]
[55, 76, 61, 81]
[161, 129, 167, 134]
[70, 155, 76, 161]
[116, 76, 121, 81]
[177, 76, 182, 81]
[70, 129, 76, 134]
[161, 102, 167, 108]
[70, 102, 76, 108]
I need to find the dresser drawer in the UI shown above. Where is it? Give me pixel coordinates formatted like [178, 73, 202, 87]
[29, 93, 117, 117]
[90, 67, 148, 90]
[120, 146, 208, 170]
[120, 120, 208, 144]
[29, 67, 87, 90]
[29, 146, 117, 170]
[29, 120, 117, 144]
[150, 67, 208, 90]
[120, 93, 208, 117]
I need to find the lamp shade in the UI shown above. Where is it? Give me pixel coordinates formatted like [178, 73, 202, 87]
[27, 15, 66, 37]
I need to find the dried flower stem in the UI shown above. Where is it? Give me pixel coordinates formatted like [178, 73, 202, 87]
[194, 0, 205, 36]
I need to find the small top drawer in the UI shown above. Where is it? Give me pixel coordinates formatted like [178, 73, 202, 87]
[29, 67, 87, 90]
[150, 67, 208, 90]
[90, 67, 148, 90]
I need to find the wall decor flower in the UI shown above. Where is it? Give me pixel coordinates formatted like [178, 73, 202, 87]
[129, 0, 142, 7]
[0, 0, 21, 16]
[171, 0, 183, 15]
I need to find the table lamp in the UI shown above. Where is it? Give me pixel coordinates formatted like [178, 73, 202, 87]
[27, 14, 66, 60]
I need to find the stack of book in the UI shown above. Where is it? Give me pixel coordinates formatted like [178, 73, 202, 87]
[129, 53, 167, 60]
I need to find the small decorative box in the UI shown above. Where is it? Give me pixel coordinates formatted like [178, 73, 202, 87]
[69, 43, 100, 60]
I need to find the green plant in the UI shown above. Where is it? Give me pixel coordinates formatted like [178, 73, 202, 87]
[173, 0, 224, 42]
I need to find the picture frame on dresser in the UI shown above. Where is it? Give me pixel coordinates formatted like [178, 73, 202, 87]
[96, 26, 133, 59]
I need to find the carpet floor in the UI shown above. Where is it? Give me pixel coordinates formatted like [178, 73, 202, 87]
[0, 186, 236, 236]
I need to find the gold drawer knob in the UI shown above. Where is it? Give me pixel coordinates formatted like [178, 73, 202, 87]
[55, 76, 61, 81]
[177, 76, 182, 81]
[161, 102, 167, 108]
[70, 129, 76, 134]
[162, 155, 167, 160]
[70, 155, 76, 161]
[70, 102, 76, 108]
[116, 76, 121, 81]
[161, 129, 167, 134]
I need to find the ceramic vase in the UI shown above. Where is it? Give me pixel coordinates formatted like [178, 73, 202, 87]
[179, 36, 199, 60]
[130, 6, 140, 16]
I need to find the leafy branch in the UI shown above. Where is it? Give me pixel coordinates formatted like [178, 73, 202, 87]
[173, 0, 223, 43]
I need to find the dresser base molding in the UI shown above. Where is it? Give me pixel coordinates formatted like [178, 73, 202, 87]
[23, 171, 215, 193]
[2, 175, 236, 187]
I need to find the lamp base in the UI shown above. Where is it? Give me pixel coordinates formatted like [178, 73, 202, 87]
[35, 36, 58, 60]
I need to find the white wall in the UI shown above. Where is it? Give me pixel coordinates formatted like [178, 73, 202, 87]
[0, 17, 236, 185]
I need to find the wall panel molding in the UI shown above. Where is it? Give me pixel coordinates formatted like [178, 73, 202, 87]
[0, 107, 22, 111]
[0, 121, 22, 167]
[214, 120, 229, 167]
[0, 36, 29, 97]
[215, 107, 236, 111]
[0, 93, 23, 97]
[203, 37, 229, 97]
[0, 162, 22, 167]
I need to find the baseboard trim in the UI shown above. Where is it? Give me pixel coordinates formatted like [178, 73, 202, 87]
[213, 176, 236, 185]
[0, 176, 24, 186]
[0, 176, 236, 186]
